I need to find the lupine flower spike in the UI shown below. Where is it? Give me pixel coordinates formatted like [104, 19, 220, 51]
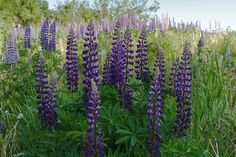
[175, 41, 192, 137]
[85, 79, 104, 157]
[24, 24, 31, 49]
[40, 18, 49, 50]
[83, 21, 99, 113]
[65, 27, 79, 92]
[147, 69, 163, 157]
[4, 31, 20, 65]
[135, 27, 148, 82]
[119, 26, 134, 109]
[49, 21, 56, 51]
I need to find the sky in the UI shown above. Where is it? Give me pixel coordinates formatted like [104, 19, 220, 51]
[48, 0, 236, 30]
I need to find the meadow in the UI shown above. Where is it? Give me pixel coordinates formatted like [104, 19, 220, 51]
[0, 11, 236, 157]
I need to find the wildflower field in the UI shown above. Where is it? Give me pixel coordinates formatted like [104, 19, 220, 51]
[0, 0, 236, 157]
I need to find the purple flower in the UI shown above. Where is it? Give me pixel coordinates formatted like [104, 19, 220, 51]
[175, 41, 192, 137]
[4, 31, 20, 65]
[66, 28, 79, 92]
[135, 27, 148, 82]
[102, 53, 111, 85]
[153, 44, 165, 94]
[147, 70, 163, 157]
[109, 20, 123, 86]
[226, 47, 231, 57]
[84, 79, 104, 157]
[24, 24, 31, 49]
[169, 57, 180, 95]
[49, 21, 56, 51]
[40, 18, 49, 50]
[130, 13, 137, 29]
[119, 26, 134, 109]
[83, 21, 99, 112]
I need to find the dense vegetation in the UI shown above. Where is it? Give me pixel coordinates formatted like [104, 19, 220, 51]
[0, 1, 236, 157]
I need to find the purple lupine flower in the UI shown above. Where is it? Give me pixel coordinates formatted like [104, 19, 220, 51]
[102, 53, 111, 85]
[24, 24, 31, 49]
[83, 21, 99, 112]
[80, 21, 85, 38]
[49, 21, 56, 51]
[153, 45, 165, 94]
[147, 70, 162, 157]
[44, 74, 58, 130]
[119, 14, 128, 30]
[84, 79, 104, 157]
[130, 13, 137, 29]
[175, 41, 192, 137]
[169, 57, 180, 95]
[36, 54, 49, 127]
[40, 18, 49, 50]
[66, 28, 79, 92]
[226, 47, 231, 57]
[135, 27, 148, 82]
[119, 26, 134, 109]
[4, 31, 20, 65]
[109, 20, 123, 86]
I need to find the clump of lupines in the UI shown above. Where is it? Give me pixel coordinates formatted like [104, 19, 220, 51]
[4, 31, 20, 65]
[147, 69, 163, 157]
[169, 57, 180, 95]
[65, 28, 79, 92]
[175, 41, 192, 137]
[84, 79, 104, 157]
[119, 26, 134, 109]
[36, 54, 58, 129]
[24, 24, 31, 49]
[40, 18, 49, 50]
[49, 21, 56, 51]
[83, 21, 99, 113]
[109, 20, 123, 86]
[135, 27, 148, 82]
[153, 45, 165, 95]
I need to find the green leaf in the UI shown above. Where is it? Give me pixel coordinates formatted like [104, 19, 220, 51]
[115, 136, 130, 145]
[116, 129, 132, 135]
[131, 135, 137, 147]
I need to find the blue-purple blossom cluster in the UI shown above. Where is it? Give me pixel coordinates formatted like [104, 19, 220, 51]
[118, 26, 134, 109]
[84, 80, 104, 157]
[175, 41, 192, 137]
[36, 54, 58, 130]
[4, 31, 20, 65]
[65, 28, 79, 92]
[40, 18, 56, 51]
[135, 28, 148, 82]
[147, 70, 162, 157]
[24, 25, 31, 49]
[83, 21, 99, 112]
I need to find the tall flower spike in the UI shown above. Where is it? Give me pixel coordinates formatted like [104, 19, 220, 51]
[153, 44, 165, 94]
[147, 69, 162, 157]
[4, 31, 20, 65]
[24, 24, 31, 49]
[40, 18, 49, 50]
[44, 74, 58, 130]
[109, 20, 123, 86]
[169, 57, 180, 95]
[135, 27, 148, 82]
[36, 54, 49, 128]
[198, 31, 204, 48]
[175, 41, 192, 137]
[49, 21, 56, 51]
[83, 21, 99, 113]
[119, 26, 134, 109]
[102, 53, 111, 85]
[65, 28, 79, 92]
[85, 79, 104, 157]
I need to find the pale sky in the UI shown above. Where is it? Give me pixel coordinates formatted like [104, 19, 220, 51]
[48, 0, 236, 30]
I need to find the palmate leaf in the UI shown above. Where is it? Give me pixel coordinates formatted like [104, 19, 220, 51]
[115, 136, 130, 145]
